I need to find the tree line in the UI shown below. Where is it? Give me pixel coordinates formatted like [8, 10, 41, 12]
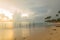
[45, 11, 60, 23]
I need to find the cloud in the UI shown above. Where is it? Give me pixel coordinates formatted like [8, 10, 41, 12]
[31, 6, 49, 14]
[0, 0, 60, 22]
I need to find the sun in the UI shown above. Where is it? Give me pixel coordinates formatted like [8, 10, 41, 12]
[0, 8, 13, 20]
[21, 13, 29, 18]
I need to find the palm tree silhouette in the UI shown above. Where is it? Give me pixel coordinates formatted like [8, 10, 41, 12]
[45, 16, 51, 19]
[58, 11, 60, 13]
[56, 14, 59, 17]
[45, 11, 60, 22]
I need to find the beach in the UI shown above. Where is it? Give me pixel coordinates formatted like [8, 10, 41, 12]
[0, 22, 60, 40]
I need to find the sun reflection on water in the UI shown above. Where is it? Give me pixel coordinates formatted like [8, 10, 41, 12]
[20, 21, 30, 37]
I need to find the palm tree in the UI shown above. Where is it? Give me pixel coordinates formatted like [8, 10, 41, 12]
[56, 14, 59, 17]
[58, 11, 60, 14]
[56, 11, 60, 22]
[45, 11, 60, 22]
[45, 16, 51, 19]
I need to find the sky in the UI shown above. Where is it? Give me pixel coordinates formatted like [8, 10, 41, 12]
[0, 0, 60, 22]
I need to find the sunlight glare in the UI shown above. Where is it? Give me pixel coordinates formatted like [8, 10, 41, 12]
[21, 13, 29, 18]
[0, 8, 13, 20]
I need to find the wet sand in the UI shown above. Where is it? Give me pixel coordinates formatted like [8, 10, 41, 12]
[0, 22, 60, 40]
[17, 26, 60, 40]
